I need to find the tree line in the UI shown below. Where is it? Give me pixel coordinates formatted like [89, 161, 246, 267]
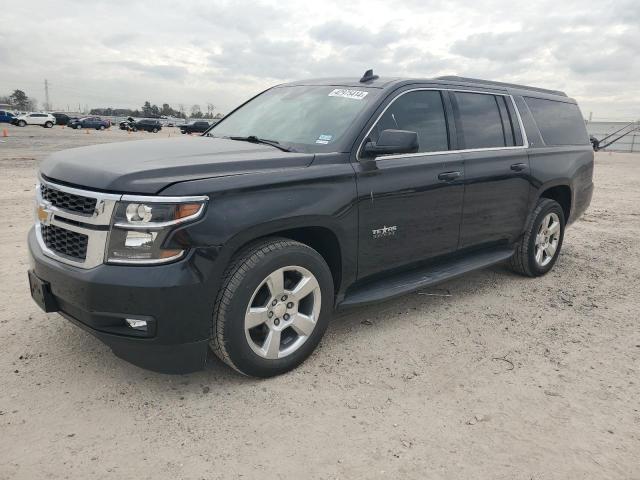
[91, 101, 221, 119]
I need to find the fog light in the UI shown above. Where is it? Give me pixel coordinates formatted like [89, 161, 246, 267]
[125, 318, 147, 330]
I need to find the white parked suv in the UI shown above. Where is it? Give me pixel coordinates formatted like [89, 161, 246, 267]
[13, 112, 56, 128]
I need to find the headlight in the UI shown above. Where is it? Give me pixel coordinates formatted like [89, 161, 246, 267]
[106, 196, 207, 264]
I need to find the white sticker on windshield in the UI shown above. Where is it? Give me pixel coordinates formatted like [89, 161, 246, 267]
[316, 134, 333, 144]
[328, 89, 369, 100]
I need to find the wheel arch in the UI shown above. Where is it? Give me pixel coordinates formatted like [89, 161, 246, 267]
[221, 221, 345, 296]
[538, 183, 572, 222]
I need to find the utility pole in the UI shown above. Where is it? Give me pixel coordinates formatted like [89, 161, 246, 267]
[44, 79, 51, 111]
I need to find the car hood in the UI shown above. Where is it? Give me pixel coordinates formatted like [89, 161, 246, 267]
[40, 137, 315, 194]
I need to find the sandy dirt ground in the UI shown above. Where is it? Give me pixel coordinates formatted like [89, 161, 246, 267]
[0, 124, 638, 479]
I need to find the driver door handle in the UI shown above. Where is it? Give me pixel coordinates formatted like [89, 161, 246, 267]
[438, 171, 461, 182]
[510, 163, 527, 172]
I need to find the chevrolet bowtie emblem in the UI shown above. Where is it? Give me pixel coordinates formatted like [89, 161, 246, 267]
[37, 205, 53, 225]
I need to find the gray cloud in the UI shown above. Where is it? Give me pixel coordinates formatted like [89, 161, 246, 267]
[105, 61, 189, 80]
[0, 0, 637, 119]
[310, 20, 399, 46]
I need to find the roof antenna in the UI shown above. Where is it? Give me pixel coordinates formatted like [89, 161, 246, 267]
[360, 69, 379, 83]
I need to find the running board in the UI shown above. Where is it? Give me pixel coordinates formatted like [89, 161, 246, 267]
[338, 247, 514, 309]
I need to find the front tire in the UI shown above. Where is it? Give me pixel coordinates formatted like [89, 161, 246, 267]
[211, 238, 334, 377]
[18, 120, 26, 127]
[75, 124, 82, 130]
[44, 121, 53, 128]
[509, 198, 565, 277]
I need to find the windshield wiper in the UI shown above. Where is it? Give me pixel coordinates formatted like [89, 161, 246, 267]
[228, 135, 295, 152]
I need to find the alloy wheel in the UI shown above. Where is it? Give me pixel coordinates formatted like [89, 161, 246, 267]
[244, 266, 321, 359]
[534, 212, 561, 267]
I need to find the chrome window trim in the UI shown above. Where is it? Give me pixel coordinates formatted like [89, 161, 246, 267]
[34, 177, 209, 269]
[356, 87, 529, 162]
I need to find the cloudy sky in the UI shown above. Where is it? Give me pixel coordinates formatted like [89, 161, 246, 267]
[1, 0, 638, 119]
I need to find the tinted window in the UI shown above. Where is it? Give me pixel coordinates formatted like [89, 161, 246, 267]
[454, 92, 506, 149]
[524, 97, 588, 146]
[371, 90, 449, 153]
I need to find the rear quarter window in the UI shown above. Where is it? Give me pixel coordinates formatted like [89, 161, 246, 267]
[524, 97, 589, 146]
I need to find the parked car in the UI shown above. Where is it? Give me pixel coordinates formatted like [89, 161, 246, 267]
[51, 113, 72, 126]
[121, 118, 162, 133]
[180, 120, 210, 134]
[68, 116, 111, 130]
[119, 117, 135, 131]
[0, 110, 16, 123]
[12, 112, 56, 128]
[28, 71, 593, 377]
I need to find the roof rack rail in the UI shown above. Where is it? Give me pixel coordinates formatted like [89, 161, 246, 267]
[435, 76, 567, 97]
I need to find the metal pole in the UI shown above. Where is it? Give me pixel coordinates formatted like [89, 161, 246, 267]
[44, 79, 50, 111]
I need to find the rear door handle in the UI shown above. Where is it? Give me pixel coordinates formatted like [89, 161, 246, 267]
[510, 163, 527, 172]
[438, 171, 461, 181]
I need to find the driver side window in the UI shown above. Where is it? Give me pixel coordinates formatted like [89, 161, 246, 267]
[371, 90, 449, 153]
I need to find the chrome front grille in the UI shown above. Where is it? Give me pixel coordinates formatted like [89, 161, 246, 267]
[35, 177, 120, 269]
[40, 183, 97, 215]
[41, 224, 89, 260]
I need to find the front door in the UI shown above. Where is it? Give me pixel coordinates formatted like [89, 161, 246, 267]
[354, 89, 465, 280]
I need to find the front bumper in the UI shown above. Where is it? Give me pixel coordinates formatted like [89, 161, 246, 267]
[28, 228, 224, 373]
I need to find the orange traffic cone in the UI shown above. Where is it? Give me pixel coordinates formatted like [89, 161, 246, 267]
[2, 128, 7, 138]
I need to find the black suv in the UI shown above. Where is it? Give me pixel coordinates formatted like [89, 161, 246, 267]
[51, 113, 71, 126]
[180, 120, 210, 134]
[127, 119, 162, 133]
[28, 72, 593, 376]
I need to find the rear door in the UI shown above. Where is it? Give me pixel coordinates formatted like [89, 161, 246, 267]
[451, 91, 531, 247]
[354, 88, 465, 279]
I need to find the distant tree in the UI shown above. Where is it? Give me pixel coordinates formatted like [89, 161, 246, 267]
[141, 101, 153, 117]
[9, 89, 36, 110]
[191, 104, 202, 118]
[161, 103, 172, 116]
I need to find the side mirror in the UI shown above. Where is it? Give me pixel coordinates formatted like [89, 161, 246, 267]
[361, 129, 419, 158]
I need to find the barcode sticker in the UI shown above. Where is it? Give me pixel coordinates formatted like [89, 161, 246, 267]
[328, 89, 369, 100]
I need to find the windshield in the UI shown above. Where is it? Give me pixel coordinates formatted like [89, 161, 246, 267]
[208, 85, 378, 152]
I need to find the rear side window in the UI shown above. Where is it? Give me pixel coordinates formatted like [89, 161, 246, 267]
[453, 92, 507, 149]
[524, 97, 588, 146]
[371, 90, 449, 153]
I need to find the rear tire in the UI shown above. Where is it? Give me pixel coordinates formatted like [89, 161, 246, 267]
[99, 125, 105, 130]
[211, 237, 334, 377]
[18, 120, 26, 127]
[152, 127, 158, 133]
[44, 121, 53, 128]
[509, 198, 565, 277]
[75, 124, 82, 130]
